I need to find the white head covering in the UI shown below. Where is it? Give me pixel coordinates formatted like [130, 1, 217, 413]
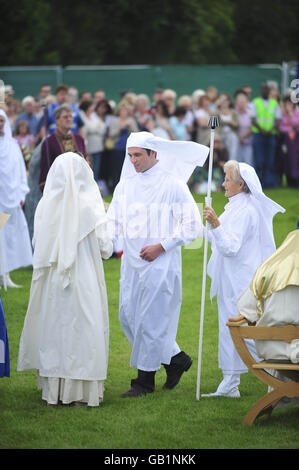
[121, 131, 209, 182]
[239, 162, 285, 258]
[0, 109, 29, 208]
[33, 152, 107, 286]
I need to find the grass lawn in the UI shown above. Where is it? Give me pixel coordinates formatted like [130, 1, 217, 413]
[0, 187, 298, 451]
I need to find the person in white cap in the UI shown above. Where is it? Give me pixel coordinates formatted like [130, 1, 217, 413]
[0, 109, 32, 288]
[202, 160, 285, 397]
[107, 131, 209, 397]
[17, 152, 113, 406]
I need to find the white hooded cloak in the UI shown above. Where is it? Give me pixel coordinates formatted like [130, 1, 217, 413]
[0, 109, 32, 275]
[17, 152, 113, 406]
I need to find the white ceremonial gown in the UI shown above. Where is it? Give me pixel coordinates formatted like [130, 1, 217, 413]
[207, 192, 279, 374]
[206, 163, 285, 379]
[238, 285, 299, 361]
[207, 192, 263, 374]
[108, 163, 203, 371]
[0, 109, 32, 275]
[17, 153, 113, 406]
[237, 229, 299, 361]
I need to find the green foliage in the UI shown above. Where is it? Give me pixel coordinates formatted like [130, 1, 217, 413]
[0, 188, 298, 449]
[0, 0, 297, 66]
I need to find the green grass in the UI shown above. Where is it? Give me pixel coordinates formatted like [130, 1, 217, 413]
[0, 188, 299, 450]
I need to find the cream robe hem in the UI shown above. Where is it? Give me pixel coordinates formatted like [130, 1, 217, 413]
[38, 374, 104, 406]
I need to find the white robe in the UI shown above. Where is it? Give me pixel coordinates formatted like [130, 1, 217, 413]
[17, 152, 113, 406]
[238, 285, 299, 361]
[0, 134, 32, 275]
[17, 227, 112, 405]
[108, 162, 202, 371]
[207, 192, 269, 374]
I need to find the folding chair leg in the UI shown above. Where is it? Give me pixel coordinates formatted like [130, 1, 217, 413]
[243, 389, 284, 426]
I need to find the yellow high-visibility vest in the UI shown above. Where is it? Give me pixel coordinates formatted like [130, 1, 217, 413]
[252, 97, 278, 134]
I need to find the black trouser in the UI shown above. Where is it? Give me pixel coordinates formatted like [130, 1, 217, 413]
[163, 351, 190, 373]
[131, 370, 156, 393]
[131, 352, 190, 392]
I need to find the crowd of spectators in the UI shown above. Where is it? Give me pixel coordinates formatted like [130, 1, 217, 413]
[2, 79, 299, 196]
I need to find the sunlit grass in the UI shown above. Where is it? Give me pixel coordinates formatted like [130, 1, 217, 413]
[0, 188, 298, 449]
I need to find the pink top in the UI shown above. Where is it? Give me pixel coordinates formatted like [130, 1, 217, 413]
[15, 134, 35, 148]
[279, 109, 299, 134]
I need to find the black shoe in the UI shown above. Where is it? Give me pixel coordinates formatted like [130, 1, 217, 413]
[122, 385, 153, 398]
[122, 370, 156, 398]
[163, 351, 193, 390]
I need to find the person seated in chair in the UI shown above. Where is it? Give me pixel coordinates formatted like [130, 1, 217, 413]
[229, 229, 299, 408]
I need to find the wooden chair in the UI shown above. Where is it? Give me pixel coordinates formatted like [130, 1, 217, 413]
[226, 318, 299, 426]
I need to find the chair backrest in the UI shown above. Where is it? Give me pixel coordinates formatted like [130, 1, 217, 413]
[230, 324, 299, 342]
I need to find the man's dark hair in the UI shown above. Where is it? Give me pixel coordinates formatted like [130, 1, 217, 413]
[144, 148, 157, 158]
[56, 84, 69, 94]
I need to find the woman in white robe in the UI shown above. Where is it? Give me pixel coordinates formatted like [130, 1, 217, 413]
[17, 152, 113, 406]
[0, 109, 32, 286]
[202, 160, 285, 397]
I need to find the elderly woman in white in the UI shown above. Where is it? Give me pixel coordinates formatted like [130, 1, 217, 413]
[202, 160, 285, 397]
[18, 152, 113, 406]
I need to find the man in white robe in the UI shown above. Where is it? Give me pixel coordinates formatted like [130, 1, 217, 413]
[107, 131, 209, 397]
[0, 109, 32, 287]
[18, 152, 113, 406]
[202, 160, 285, 397]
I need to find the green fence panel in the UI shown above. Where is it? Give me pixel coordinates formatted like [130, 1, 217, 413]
[0, 67, 62, 100]
[63, 66, 156, 103]
[154, 65, 282, 99]
[0, 64, 284, 104]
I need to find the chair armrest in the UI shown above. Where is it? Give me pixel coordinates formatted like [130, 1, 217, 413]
[227, 318, 248, 327]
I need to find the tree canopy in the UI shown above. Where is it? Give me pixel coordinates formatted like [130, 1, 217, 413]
[0, 0, 297, 66]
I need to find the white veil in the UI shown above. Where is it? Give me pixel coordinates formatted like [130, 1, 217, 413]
[239, 162, 285, 258]
[120, 131, 209, 183]
[33, 152, 108, 284]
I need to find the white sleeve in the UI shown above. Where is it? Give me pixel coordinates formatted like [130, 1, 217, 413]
[95, 222, 113, 259]
[275, 104, 282, 119]
[161, 181, 203, 252]
[106, 182, 124, 243]
[15, 140, 29, 200]
[209, 207, 257, 257]
[249, 101, 256, 119]
[237, 287, 260, 323]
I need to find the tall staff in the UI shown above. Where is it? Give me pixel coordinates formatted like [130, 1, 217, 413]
[196, 116, 219, 400]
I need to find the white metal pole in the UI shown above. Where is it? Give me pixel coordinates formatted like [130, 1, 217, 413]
[196, 117, 219, 400]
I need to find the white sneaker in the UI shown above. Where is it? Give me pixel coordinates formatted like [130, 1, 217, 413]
[201, 389, 240, 398]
